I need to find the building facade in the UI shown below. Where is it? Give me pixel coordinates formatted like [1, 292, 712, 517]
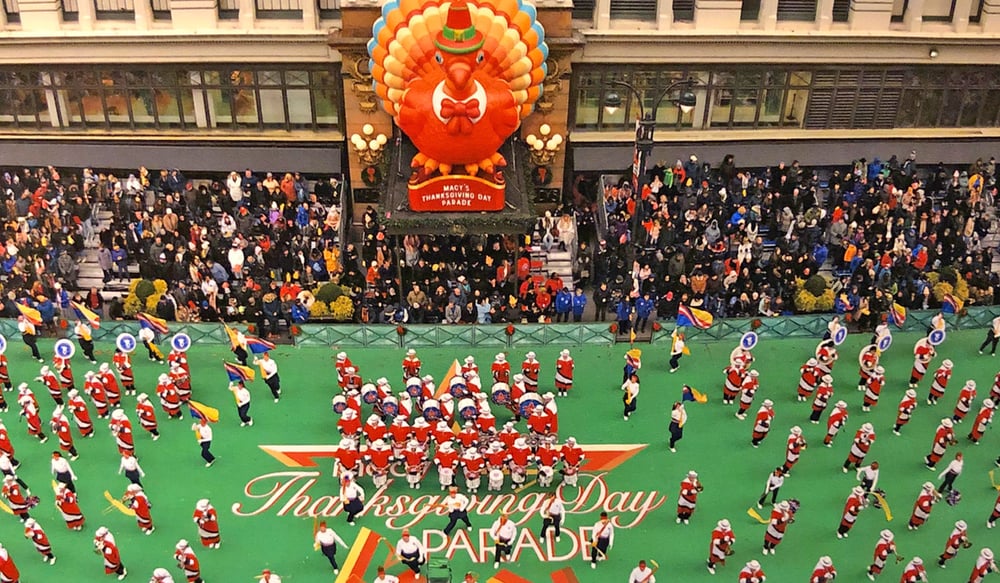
[2, 0, 999, 199]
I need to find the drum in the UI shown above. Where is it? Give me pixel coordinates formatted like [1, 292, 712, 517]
[518, 393, 543, 417]
[491, 383, 511, 405]
[405, 378, 422, 398]
[449, 376, 469, 398]
[422, 398, 442, 422]
[332, 395, 348, 414]
[458, 398, 478, 421]
[381, 396, 399, 417]
[361, 383, 379, 405]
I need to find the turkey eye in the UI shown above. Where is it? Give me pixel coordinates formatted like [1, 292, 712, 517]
[476, 51, 485, 63]
[434, 52, 444, 64]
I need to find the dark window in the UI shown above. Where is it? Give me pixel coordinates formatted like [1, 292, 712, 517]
[572, 0, 596, 21]
[609, 0, 657, 20]
[256, 0, 302, 19]
[777, 0, 816, 20]
[673, 0, 694, 21]
[3, 0, 20, 23]
[832, 0, 850, 21]
[741, 0, 761, 20]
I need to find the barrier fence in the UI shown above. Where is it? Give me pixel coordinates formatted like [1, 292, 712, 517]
[5, 306, 998, 349]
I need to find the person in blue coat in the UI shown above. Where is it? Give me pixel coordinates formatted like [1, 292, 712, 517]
[35, 295, 56, 331]
[554, 287, 573, 323]
[571, 288, 587, 322]
[616, 297, 633, 336]
[290, 298, 309, 323]
[635, 292, 654, 333]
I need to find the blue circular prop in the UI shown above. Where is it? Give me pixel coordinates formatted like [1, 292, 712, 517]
[877, 333, 893, 352]
[171, 333, 191, 352]
[928, 328, 946, 346]
[54, 338, 75, 359]
[116, 333, 137, 353]
[833, 326, 848, 346]
[740, 332, 758, 351]
[0, 334, 7, 355]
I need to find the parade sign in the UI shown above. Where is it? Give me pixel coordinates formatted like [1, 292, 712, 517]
[408, 175, 506, 212]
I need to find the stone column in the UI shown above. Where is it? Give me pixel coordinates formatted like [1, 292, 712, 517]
[759, 0, 778, 29]
[301, 0, 317, 28]
[849, 0, 892, 29]
[238, 0, 254, 28]
[903, 0, 923, 30]
[0, 6, 8, 29]
[952, 0, 972, 30]
[17, 0, 63, 30]
[982, 0, 1000, 30]
[817, 0, 834, 28]
[170, 0, 219, 28]
[693, 0, 742, 28]
[134, 0, 152, 29]
[595, 0, 611, 29]
[77, 0, 95, 30]
[657, 0, 673, 29]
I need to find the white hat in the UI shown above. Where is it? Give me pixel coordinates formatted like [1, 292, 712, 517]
[373, 439, 386, 448]
[504, 421, 514, 429]
[475, 393, 488, 401]
[543, 392, 554, 400]
[67, 389, 79, 399]
[439, 393, 453, 402]
[17, 382, 28, 392]
[747, 560, 760, 570]
[905, 389, 917, 398]
[367, 414, 381, 425]
[762, 399, 773, 407]
[822, 375, 833, 383]
[407, 439, 420, 448]
[688, 470, 698, 478]
[394, 415, 408, 423]
[24, 518, 37, 528]
[819, 556, 832, 567]
[526, 351, 536, 359]
[790, 426, 802, 435]
[111, 409, 125, 420]
[777, 501, 790, 510]
[153, 568, 171, 577]
[158, 373, 169, 383]
[861, 422, 874, 432]
[99, 363, 110, 372]
[95, 526, 109, 538]
[942, 418, 954, 428]
[52, 405, 64, 417]
[40, 365, 50, 375]
[513, 374, 524, 383]
[852, 486, 865, 497]
[377, 377, 389, 385]
[922, 482, 935, 491]
[126, 484, 142, 492]
[880, 529, 893, 540]
[942, 359, 953, 368]
[489, 441, 503, 450]
[346, 367, 356, 374]
[338, 438, 352, 448]
[749, 370, 760, 377]
[495, 353, 506, 361]
[337, 352, 347, 360]
[84, 371, 95, 379]
[982, 549, 994, 560]
[985, 399, 995, 409]
[807, 358, 818, 365]
[835, 400, 847, 409]
[436, 420, 449, 429]
[956, 520, 967, 530]
[560, 349, 570, 357]
[566, 436, 576, 444]
[514, 437, 527, 448]
[413, 418, 428, 427]
[196, 499, 210, 511]
[136, 393, 148, 402]
[422, 375, 434, 382]
[465, 356, 475, 363]
[717, 519, 730, 529]
[176, 539, 189, 550]
[406, 349, 416, 356]
[439, 441, 453, 452]
[170, 361, 180, 369]
[875, 366, 885, 374]
[342, 408, 357, 419]
[966, 379, 977, 388]
[911, 557, 923, 565]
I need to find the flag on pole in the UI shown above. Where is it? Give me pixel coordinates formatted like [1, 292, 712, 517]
[245, 336, 276, 355]
[223, 323, 244, 351]
[224, 362, 255, 382]
[70, 301, 101, 328]
[941, 294, 958, 314]
[629, 328, 637, 345]
[890, 303, 907, 328]
[676, 305, 713, 329]
[16, 303, 42, 326]
[188, 400, 220, 423]
[136, 312, 169, 334]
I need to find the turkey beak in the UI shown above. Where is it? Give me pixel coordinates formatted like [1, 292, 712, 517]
[447, 63, 472, 92]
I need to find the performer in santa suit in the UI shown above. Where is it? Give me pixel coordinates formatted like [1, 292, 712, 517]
[823, 401, 849, 447]
[124, 484, 154, 535]
[899, 557, 928, 582]
[388, 416, 411, 454]
[134, 394, 159, 441]
[925, 418, 956, 469]
[457, 421, 479, 450]
[554, 350, 574, 397]
[910, 338, 937, 389]
[167, 346, 189, 376]
[334, 352, 353, 388]
[53, 354, 75, 391]
[55, 482, 84, 530]
[797, 358, 820, 402]
[411, 418, 431, 446]
[762, 500, 794, 555]
[706, 519, 735, 575]
[337, 408, 362, 440]
[843, 423, 875, 472]
[460, 446, 485, 493]
[676, 470, 702, 524]
[809, 376, 835, 423]
[952, 380, 977, 423]
[51, 407, 79, 459]
[84, 372, 109, 420]
[476, 409, 497, 435]
[0, 351, 11, 392]
[858, 345, 879, 391]
[461, 356, 478, 377]
[18, 395, 46, 443]
[542, 392, 559, 434]
[937, 520, 969, 567]
[736, 370, 760, 419]
[492, 353, 510, 385]
[37, 365, 63, 405]
[434, 441, 459, 490]
[810, 556, 837, 583]
[560, 437, 584, 487]
[169, 362, 191, 403]
[863, 366, 885, 412]
[815, 340, 838, 376]
[908, 482, 940, 530]
[0, 421, 16, 468]
[94, 526, 127, 580]
[968, 548, 997, 583]
[508, 437, 533, 489]
[365, 439, 393, 489]
[737, 559, 764, 582]
[432, 420, 454, 447]
[893, 389, 918, 436]
[112, 349, 136, 397]
[837, 486, 867, 538]
[866, 529, 897, 580]
[2, 475, 31, 521]
[402, 439, 427, 490]
[497, 422, 519, 449]
[64, 389, 93, 439]
[192, 499, 220, 549]
[438, 394, 455, 425]
[781, 427, 806, 476]
[23, 518, 55, 564]
[174, 540, 202, 583]
[927, 359, 953, 404]
[155, 375, 182, 420]
[722, 362, 746, 405]
[402, 349, 421, 382]
[0, 543, 19, 583]
[109, 409, 135, 457]
[535, 440, 559, 488]
[969, 399, 995, 444]
[342, 367, 362, 393]
[521, 352, 540, 392]
[98, 363, 121, 407]
[332, 438, 361, 479]
[363, 414, 387, 445]
[751, 401, 774, 448]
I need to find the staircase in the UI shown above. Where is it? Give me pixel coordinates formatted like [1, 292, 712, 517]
[527, 217, 575, 291]
[74, 207, 137, 297]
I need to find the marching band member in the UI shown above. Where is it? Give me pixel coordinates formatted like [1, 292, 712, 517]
[937, 519, 970, 567]
[837, 486, 866, 539]
[925, 418, 956, 470]
[442, 485, 473, 534]
[0, 351, 11, 393]
[2, 475, 31, 521]
[23, 518, 55, 564]
[402, 439, 427, 489]
[560, 437, 584, 487]
[192, 499, 221, 548]
[858, 344, 879, 391]
[167, 345, 189, 376]
[18, 314, 44, 363]
[0, 421, 17, 468]
[411, 417, 432, 446]
[94, 526, 127, 580]
[535, 440, 558, 488]
[112, 349, 136, 397]
[863, 366, 885, 411]
[867, 529, 896, 580]
[151, 567, 175, 583]
[736, 370, 760, 419]
[809, 375, 834, 423]
[396, 392, 414, 422]
[432, 420, 454, 447]
[589, 511, 613, 569]
[18, 395, 46, 443]
[420, 375, 436, 403]
[676, 470, 702, 524]
[781, 427, 806, 476]
[706, 519, 735, 575]
[363, 414, 387, 445]
[476, 409, 496, 436]
[376, 378, 393, 401]
[737, 559, 764, 582]
[457, 421, 478, 450]
[313, 521, 349, 575]
[37, 365, 63, 405]
[722, 362, 746, 405]
[53, 353, 75, 392]
[497, 422, 519, 449]
[521, 352, 540, 392]
[365, 439, 393, 489]
[254, 352, 281, 402]
[622, 373, 640, 421]
[343, 367, 362, 393]
[491, 513, 517, 569]
[228, 381, 252, 427]
[910, 337, 937, 389]
[843, 422, 876, 472]
[98, 363, 121, 407]
[968, 548, 997, 583]
[555, 350, 573, 397]
[797, 358, 820, 402]
[84, 372, 110, 420]
[810, 556, 837, 583]
[50, 451, 78, 492]
[55, 482, 84, 530]
[761, 500, 794, 555]
[628, 560, 656, 583]
[0, 543, 19, 583]
[135, 394, 159, 441]
[125, 484, 154, 535]
[169, 362, 191, 403]
[258, 569, 281, 583]
[434, 441, 459, 491]
[969, 399, 995, 443]
[402, 349, 421, 381]
[337, 409, 362, 440]
[928, 360, 954, 405]
[334, 352, 351, 388]
[907, 482, 940, 530]
[893, 389, 918, 435]
[485, 443, 508, 492]
[173, 539, 202, 583]
[757, 468, 784, 508]
[389, 416, 411, 452]
[900, 557, 928, 582]
[540, 490, 564, 541]
[815, 340, 838, 375]
[823, 401, 848, 447]
[460, 447, 485, 494]
[138, 325, 164, 364]
[750, 400, 774, 448]
[332, 438, 361, 479]
[119, 453, 146, 487]
[508, 437, 532, 489]
[156, 375, 182, 420]
[109, 409, 135, 457]
[952, 379, 977, 422]
[492, 353, 510, 385]
[395, 528, 426, 577]
[51, 407, 79, 459]
[461, 355, 479, 377]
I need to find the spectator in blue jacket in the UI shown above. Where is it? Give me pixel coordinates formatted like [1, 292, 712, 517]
[35, 295, 56, 331]
[111, 244, 129, 281]
[635, 292, 655, 333]
[291, 298, 309, 323]
[616, 297, 633, 336]
[571, 288, 587, 322]
[554, 287, 573, 323]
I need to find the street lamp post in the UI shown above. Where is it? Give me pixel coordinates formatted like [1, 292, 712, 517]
[604, 77, 698, 248]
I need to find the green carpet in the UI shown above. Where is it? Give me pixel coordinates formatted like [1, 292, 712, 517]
[2, 328, 999, 583]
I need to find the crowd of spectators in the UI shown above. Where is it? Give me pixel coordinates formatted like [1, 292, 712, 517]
[1, 148, 998, 334]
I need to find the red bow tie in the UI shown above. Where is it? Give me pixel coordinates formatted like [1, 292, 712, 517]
[440, 98, 481, 135]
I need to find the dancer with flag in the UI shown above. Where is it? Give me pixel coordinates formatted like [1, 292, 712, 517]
[17, 309, 44, 363]
[137, 313, 167, 363]
[669, 330, 688, 373]
[189, 406, 218, 468]
[253, 352, 281, 402]
[223, 323, 250, 366]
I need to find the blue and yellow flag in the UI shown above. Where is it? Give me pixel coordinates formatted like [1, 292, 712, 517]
[16, 303, 42, 326]
[224, 362, 255, 382]
[677, 305, 713, 329]
[137, 312, 169, 334]
[189, 400, 220, 423]
[70, 301, 101, 329]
